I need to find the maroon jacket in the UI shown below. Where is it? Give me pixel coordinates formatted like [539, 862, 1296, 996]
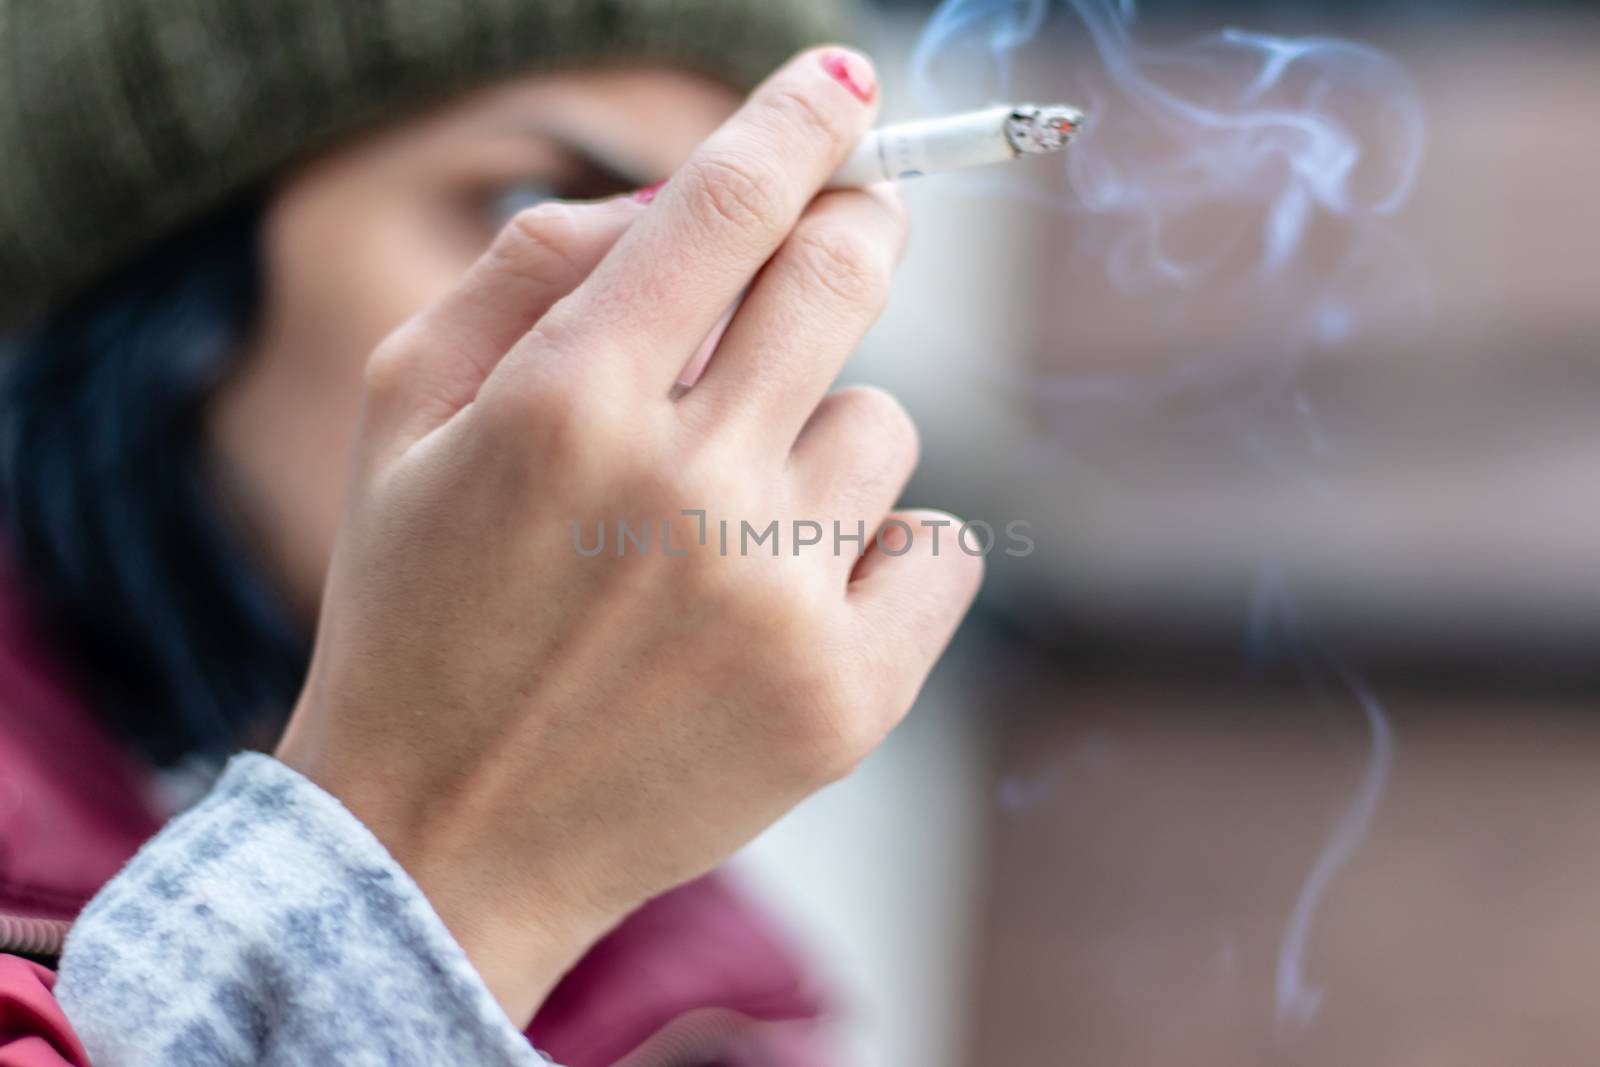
[0, 573, 833, 1066]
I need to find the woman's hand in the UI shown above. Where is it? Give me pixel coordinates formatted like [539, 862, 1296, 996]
[275, 47, 982, 1024]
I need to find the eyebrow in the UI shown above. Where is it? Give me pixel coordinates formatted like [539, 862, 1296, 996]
[497, 118, 662, 190]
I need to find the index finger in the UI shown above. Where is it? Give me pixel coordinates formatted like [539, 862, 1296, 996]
[511, 48, 880, 397]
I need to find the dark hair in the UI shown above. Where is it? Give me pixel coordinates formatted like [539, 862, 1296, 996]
[0, 196, 309, 768]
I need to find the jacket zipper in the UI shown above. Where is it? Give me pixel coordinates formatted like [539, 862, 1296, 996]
[0, 909, 72, 958]
[607, 1007, 816, 1067]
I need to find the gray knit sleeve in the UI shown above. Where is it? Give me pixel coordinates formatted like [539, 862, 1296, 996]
[54, 752, 554, 1067]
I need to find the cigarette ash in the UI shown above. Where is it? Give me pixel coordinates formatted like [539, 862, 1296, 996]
[1004, 103, 1086, 154]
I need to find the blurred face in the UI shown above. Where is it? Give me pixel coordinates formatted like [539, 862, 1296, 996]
[207, 67, 738, 617]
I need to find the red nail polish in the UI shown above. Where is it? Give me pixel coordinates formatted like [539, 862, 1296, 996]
[633, 180, 667, 205]
[820, 49, 876, 104]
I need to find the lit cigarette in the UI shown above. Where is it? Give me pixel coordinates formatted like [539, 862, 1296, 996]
[825, 104, 1085, 189]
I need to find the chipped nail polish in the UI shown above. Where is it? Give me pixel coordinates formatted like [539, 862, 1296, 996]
[820, 50, 876, 104]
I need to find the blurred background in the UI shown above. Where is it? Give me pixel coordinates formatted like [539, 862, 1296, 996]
[736, 2, 1600, 1064]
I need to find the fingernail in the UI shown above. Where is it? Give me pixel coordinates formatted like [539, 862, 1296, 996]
[633, 179, 667, 205]
[820, 49, 876, 104]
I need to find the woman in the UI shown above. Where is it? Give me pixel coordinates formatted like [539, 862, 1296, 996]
[0, 2, 980, 1065]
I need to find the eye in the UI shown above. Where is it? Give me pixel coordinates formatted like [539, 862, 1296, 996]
[484, 180, 565, 226]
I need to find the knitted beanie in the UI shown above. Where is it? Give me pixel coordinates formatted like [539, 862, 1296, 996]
[0, 0, 854, 329]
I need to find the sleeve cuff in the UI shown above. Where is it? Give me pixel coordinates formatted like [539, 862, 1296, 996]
[55, 752, 551, 1067]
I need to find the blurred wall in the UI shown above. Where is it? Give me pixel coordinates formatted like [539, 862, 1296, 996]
[745, 3, 1600, 1065]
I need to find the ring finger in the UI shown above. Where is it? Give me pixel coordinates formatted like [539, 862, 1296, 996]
[789, 385, 920, 581]
[680, 183, 907, 449]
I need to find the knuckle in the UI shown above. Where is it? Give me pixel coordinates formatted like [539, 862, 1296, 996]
[682, 153, 788, 235]
[835, 386, 919, 458]
[489, 203, 585, 281]
[788, 224, 891, 308]
[630, 469, 708, 520]
[481, 391, 630, 491]
[475, 373, 604, 470]
[738, 630, 874, 787]
[478, 378, 569, 448]
[680, 551, 746, 608]
[520, 303, 584, 357]
[361, 330, 416, 402]
[795, 673, 875, 783]
[649, 450, 740, 514]
[681, 563, 794, 653]
[762, 84, 853, 157]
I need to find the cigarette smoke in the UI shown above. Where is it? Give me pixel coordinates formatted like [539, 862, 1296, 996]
[909, 0, 1425, 1038]
[912, 0, 1423, 288]
[913, 0, 1426, 424]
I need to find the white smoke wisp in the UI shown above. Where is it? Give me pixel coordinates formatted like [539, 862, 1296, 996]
[912, 0, 1428, 432]
[1248, 569, 1397, 1038]
[912, 0, 1424, 292]
[910, 0, 1424, 1040]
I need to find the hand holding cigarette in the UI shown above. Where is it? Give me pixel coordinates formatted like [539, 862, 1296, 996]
[278, 47, 982, 1027]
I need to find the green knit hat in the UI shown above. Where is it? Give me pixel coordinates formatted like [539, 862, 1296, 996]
[0, 0, 854, 329]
